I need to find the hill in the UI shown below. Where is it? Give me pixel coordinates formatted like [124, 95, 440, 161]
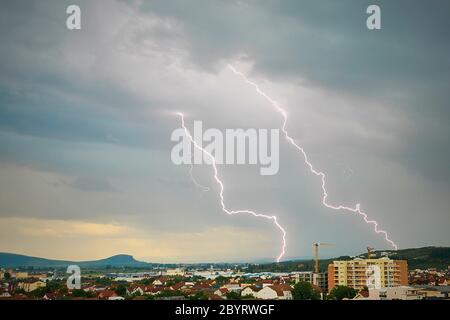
[0, 253, 152, 268]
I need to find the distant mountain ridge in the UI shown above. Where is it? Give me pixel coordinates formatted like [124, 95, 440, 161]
[0, 252, 152, 268]
[1, 246, 449, 270]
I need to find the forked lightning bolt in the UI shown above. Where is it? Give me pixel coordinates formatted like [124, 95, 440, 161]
[228, 64, 398, 250]
[177, 112, 287, 262]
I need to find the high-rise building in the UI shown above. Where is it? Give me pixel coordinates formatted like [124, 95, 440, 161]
[328, 257, 408, 291]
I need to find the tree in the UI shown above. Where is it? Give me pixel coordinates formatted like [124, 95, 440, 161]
[214, 276, 228, 285]
[166, 276, 184, 287]
[140, 278, 152, 285]
[4, 272, 11, 280]
[30, 287, 48, 299]
[225, 291, 241, 300]
[14, 288, 27, 295]
[59, 286, 68, 296]
[243, 278, 257, 284]
[95, 277, 112, 286]
[71, 289, 87, 297]
[292, 281, 321, 300]
[115, 284, 127, 296]
[327, 286, 357, 300]
[189, 291, 208, 300]
[45, 280, 63, 293]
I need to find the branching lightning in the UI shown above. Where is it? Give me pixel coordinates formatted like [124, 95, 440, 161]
[177, 112, 287, 262]
[228, 64, 398, 250]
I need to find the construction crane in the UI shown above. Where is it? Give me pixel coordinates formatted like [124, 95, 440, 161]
[313, 242, 333, 273]
[367, 247, 375, 259]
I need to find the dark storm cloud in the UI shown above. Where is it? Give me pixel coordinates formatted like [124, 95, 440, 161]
[142, 0, 450, 182]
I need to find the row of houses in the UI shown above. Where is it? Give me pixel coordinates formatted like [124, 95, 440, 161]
[125, 277, 294, 300]
[409, 268, 449, 286]
[353, 285, 450, 300]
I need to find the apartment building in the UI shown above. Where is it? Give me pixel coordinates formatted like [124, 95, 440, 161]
[293, 271, 328, 293]
[328, 257, 408, 291]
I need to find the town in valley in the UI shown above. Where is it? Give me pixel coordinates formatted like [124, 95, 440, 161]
[1, 246, 449, 301]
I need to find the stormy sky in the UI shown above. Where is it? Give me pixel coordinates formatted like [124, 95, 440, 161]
[0, 0, 449, 263]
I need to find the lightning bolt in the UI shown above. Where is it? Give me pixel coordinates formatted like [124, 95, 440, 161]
[177, 112, 287, 262]
[227, 64, 398, 250]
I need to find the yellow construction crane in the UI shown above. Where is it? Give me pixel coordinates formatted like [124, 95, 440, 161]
[313, 242, 333, 273]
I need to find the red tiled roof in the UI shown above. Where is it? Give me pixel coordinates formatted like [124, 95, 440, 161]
[192, 283, 211, 290]
[144, 286, 160, 293]
[268, 284, 292, 297]
[154, 277, 168, 283]
[170, 282, 185, 290]
[218, 288, 228, 294]
[242, 285, 260, 292]
[99, 290, 118, 299]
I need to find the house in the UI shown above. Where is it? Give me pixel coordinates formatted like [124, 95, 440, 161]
[18, 280, 46, 292]
[192, 283, 212, 291]
[214, 288, 229, 297]
[259, 280, 275, 288]
[98, 289, 118, 300]
[169, 282, 187, 291]
[15, 272, 29, 279]
[155, 296, 186, 300]
[143, 285, 161, 295]
[256, 284, 292, 300]
[223, 284, 241, 292]
[127, 285, 144, 296]
[415, 286, 450, 299]
[153, 277, 169, 286]
[165, 268, 185, 276]
[367, 286, 424, 300]
[240, 286, 260, 298]
[272, 284, 293, 300]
